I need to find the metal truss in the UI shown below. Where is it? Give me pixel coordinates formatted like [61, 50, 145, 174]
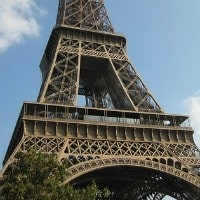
[2, 1, 200, 199]
[38, 34, 162, 112]
[3, 134, 200, 199]
[56, 0, 114, 33]
[2, 102, 200, 198]
[119, 170, 196, 200]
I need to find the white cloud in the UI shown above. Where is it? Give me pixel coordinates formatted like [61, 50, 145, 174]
[182, 92, 200, 148]
[0, 0, 46, 52]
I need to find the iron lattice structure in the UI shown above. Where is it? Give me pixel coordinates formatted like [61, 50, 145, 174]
[2, 0, 200, 199]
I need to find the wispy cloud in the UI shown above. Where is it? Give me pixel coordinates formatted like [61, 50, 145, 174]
[0, 0, 46, 52]
[182, 92, 200, 148]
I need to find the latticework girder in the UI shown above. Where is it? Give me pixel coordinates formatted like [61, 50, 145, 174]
[2, 102, 200, 199]
[38, 30, 163, 112]
[3, 136, 200, 199]
[2, 0, 200, 199]
[56, 0, 114, 33]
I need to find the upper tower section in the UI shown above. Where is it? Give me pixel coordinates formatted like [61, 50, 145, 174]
[56, 0, 114, 33]
[38, 1, 163, 112]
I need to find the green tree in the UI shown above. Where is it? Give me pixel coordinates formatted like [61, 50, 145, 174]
[0, 151, 110, 200]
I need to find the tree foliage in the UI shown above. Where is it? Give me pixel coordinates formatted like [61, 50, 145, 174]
[0, 151, 110, 200]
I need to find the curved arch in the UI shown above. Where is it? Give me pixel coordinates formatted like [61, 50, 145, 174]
[160, 158, 166, 165]
[167, 158, 174, 167]
[152, 158, 159, 163]
[64, 157, 200, 188]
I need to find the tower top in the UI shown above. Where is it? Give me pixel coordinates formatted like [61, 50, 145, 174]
[56, 0, 114, 33]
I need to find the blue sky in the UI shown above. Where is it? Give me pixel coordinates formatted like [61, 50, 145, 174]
[0, 1, 200, 199]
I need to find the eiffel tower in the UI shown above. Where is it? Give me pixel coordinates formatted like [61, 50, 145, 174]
[2, 0, 200, 199]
